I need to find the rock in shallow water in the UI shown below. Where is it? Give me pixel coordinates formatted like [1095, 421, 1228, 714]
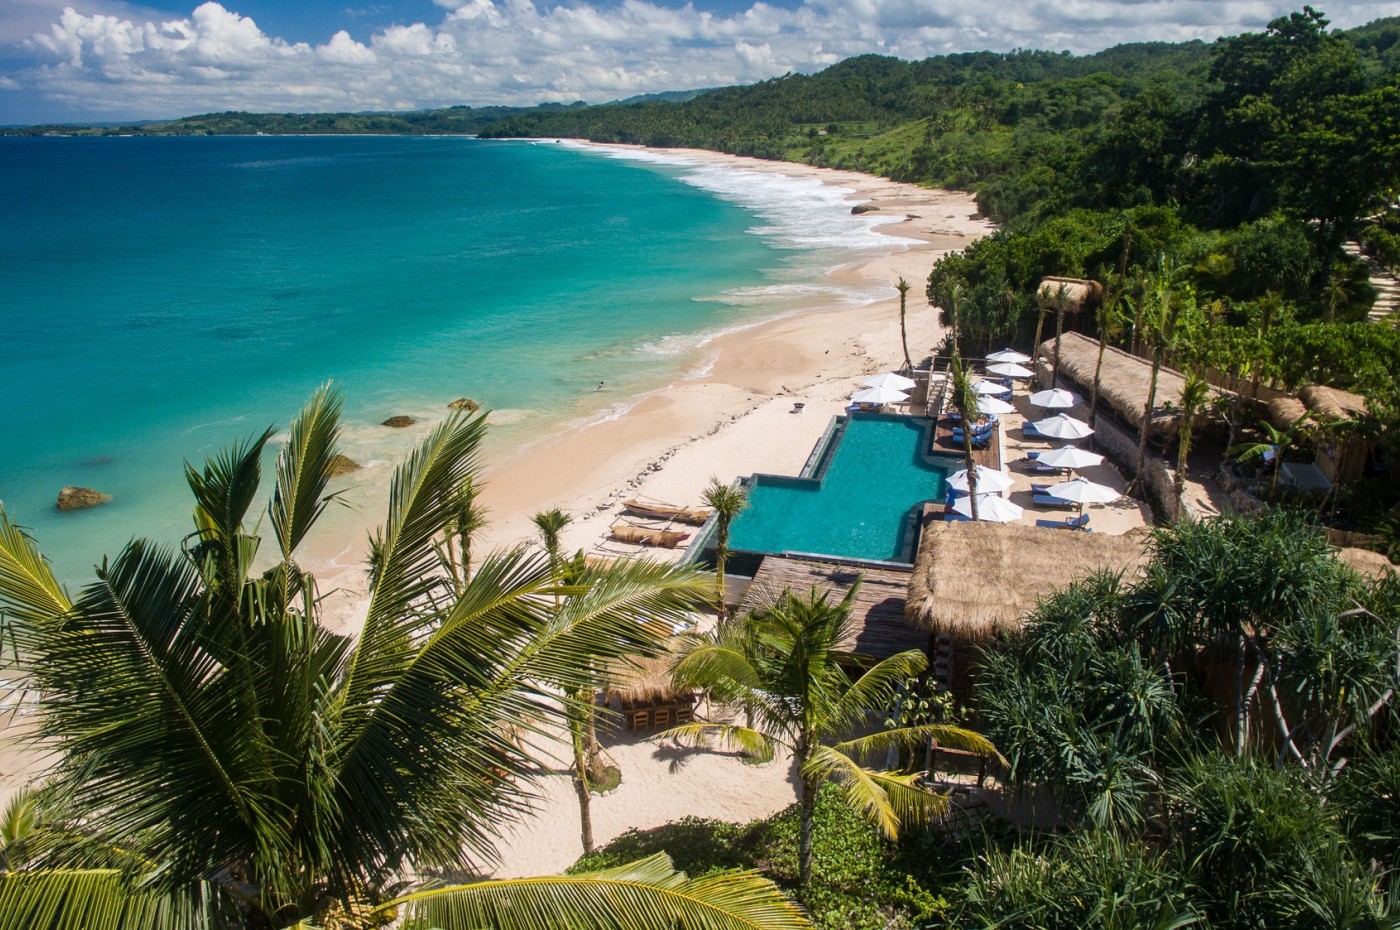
[57, 486, 112, 511]
[328, 455, 361, 477]
[447, 397, 480, 412]
[381, 415, 416, 428]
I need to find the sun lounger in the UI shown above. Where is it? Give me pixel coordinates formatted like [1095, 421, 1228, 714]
[1036, 513, 1091, 531]
[1022, 422, 1050, 441]
[1032, 492, 1076, 508]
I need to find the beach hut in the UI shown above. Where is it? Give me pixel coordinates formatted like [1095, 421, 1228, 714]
[1266, 385, 1374, 485]
[905, 520, 1150, 708]
[1041, 332, 1219, 444]
[1035, 277, 1104, 383]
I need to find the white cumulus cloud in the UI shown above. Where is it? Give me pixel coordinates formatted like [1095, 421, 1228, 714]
[14, 0, 1400, 120]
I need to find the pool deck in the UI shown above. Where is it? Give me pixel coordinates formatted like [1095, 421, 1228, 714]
[930, 415, 1002, 472]
[742, 555, 927, 661]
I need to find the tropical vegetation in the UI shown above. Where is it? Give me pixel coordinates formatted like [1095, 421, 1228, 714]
[0, 387, 808, 929]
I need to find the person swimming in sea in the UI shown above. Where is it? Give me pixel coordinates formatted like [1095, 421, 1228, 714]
[596, 381, 605, 391]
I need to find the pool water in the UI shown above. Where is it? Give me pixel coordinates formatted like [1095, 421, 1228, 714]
[728, 414, 957, 563]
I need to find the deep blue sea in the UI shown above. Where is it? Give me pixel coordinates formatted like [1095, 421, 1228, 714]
[0, 136, 905, 581]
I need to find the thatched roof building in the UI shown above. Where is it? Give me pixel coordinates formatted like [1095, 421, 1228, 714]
[742, 556, 926, 660]
[1036, 276, 1103, 314]
[1267, 385, 1374, 484]
[907, 521, 1151, 705]
[907, 521, 1151, 640]
[1268, 385, 1370, 428]
[1042, 332, 1219, 436]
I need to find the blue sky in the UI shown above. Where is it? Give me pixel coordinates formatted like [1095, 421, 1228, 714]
[3, 0, 1399, 125]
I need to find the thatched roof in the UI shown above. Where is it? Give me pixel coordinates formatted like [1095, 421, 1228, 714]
[1267, 394, 1310, 428]
[1338, 546, 1396, 579]
[1301, 385, 1370, 421]
[1269, 385, 1371, 429]
[906, 521, 1151, 641]
[1043, 332, 1219, 436]
[1036, 277, 1103, 314]
[743, 556, 926, 660]
[602, 652, 689, 705]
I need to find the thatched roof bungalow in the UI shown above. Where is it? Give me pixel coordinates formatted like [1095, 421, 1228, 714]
[1267, 385, 1374, 484]
[1036, 276, 1103, 314]
[906, 521, 1150, 706]
[1041, 332, 1219, 437]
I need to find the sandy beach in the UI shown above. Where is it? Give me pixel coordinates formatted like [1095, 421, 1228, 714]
[0, 146, 1151, 879]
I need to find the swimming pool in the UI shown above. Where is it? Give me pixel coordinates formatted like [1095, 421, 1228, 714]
[727, 413, 959, 564]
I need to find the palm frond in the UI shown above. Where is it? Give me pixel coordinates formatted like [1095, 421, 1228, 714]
[0, 869, 209, 930]
[348, 410, 490, 692]
[804, 745, 949, 839]
[12, 541, 283, 890]
[0, 508, 71, 627]
[834, 724, 1002, 765]
[269, 383, 345, 560]
[827, 650, 928, 734]
[656, 722, 774, 758]
[386, 852, 809, 930]
[183, 426, 274, 556]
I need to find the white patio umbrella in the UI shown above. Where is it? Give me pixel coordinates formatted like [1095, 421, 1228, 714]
[947, 465, 1014, 494]
[1044, 477, 1121, 506]
[1028, 388, 1081, 409]
[861, 371, 916, 391]
[952, 493, 1024, 523]
[986, 361, 1034, 379]
[986, 348, 1032, 364]
[1035, 445, 1105, 471]
[1031, 413, 1095, 441]
[972, 379, 1009, 396]
[977, 395, 1016, 415]
[850, 384, 910, 405]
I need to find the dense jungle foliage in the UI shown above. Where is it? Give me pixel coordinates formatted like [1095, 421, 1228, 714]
[578, 514, 1400, 930]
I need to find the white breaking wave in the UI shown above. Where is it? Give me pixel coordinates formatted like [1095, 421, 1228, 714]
[576, 144, 920, 253]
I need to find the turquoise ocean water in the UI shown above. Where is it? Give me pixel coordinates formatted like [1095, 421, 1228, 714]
[0, 136, 907, 582]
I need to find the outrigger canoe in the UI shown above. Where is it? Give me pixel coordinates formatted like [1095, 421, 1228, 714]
[622, 499, 713, 526]
[610, 525, 691, 549]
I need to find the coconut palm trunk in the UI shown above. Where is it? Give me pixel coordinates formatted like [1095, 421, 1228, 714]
[896, 278, 914, 372]
[950, 358, 980, 520]
[1173, 373, 1210, 514]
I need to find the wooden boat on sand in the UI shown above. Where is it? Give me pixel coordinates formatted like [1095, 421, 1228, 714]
[610, 525, 691, 549]
[622, 499, 713, 526]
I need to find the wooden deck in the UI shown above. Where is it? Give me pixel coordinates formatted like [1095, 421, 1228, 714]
[930, 416, 1002, 471]
[741, 556, 927, 660]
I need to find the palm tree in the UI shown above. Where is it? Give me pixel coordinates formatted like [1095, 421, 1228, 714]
[533, 507, 603, 854]
[1048, 283, 1074, 389]
[438, 478, 488, 593]
[943, 279, 964, 361]
[895, 277, 914, 372]
[1172, 371, 1212, 511]
[1131, 258, 1193, 492]
[949, 357, 981, 521]
[0, 386, 807, 929]
[701, 477, 748, 624]
[1088, 275, 1130, 432]
[668, 586, 998, 889]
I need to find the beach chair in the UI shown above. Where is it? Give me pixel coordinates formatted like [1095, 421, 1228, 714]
[1036, 513, 1091, 531]
[1032, 491, 1076, 509]
[1022, 422, 1050, 441]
